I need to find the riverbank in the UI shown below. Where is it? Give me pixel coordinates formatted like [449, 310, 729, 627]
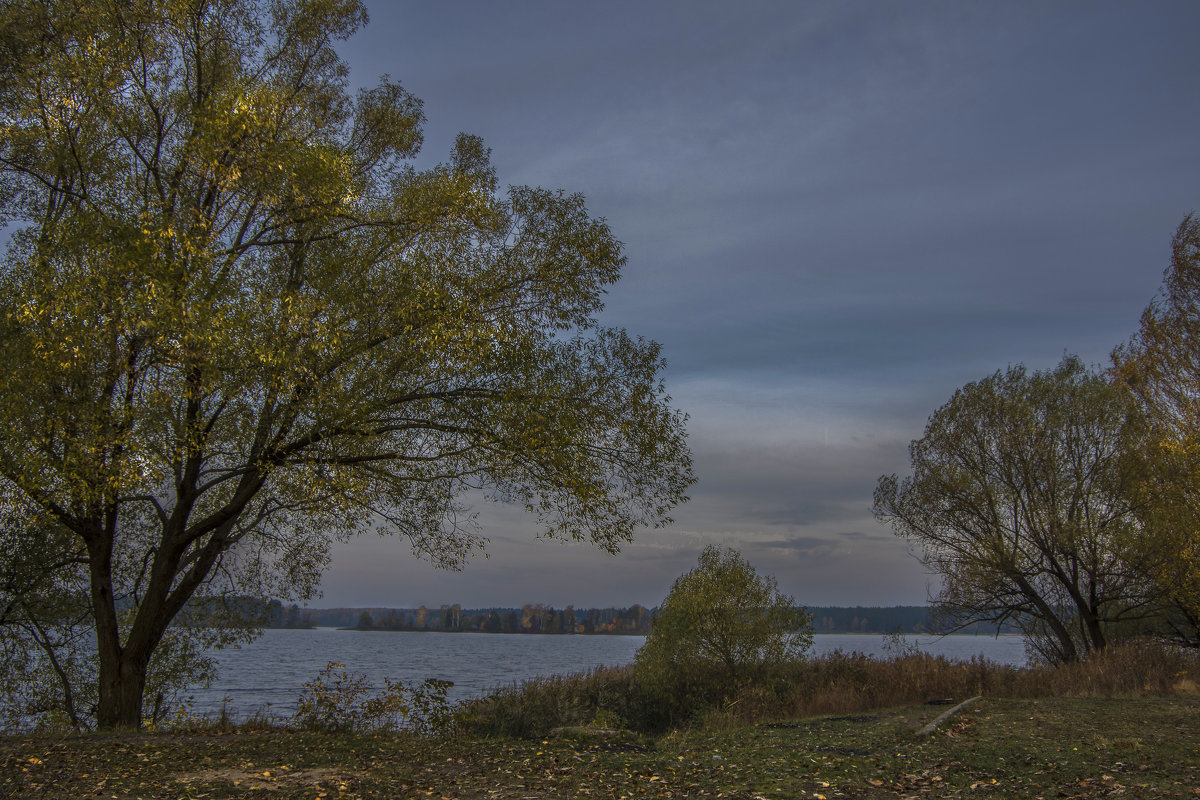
[3, 694, 1197, 798]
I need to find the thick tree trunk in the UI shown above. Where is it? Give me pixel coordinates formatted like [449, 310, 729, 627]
[96, 652, 149, 730]
[88, 489, 249, 728]
[87, 516, 157, 730]
[86, 522, 139, 729]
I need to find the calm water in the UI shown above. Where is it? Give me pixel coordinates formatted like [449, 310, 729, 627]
[184, 629, 1027, 719]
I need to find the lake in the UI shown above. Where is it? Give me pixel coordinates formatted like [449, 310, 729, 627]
[184, 629, 1027, 719]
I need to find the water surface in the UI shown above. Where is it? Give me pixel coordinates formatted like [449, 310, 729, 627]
[185, 629, 1026, 718]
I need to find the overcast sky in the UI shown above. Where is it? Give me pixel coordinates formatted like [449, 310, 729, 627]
[313, 1, 1200, 610]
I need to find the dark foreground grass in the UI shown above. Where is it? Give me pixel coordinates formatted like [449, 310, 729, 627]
[3, 693, 1198, 799]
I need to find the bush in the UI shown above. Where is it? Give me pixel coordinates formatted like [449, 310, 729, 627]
[293, 661, 453, 735]
[634, 546, 811, 722]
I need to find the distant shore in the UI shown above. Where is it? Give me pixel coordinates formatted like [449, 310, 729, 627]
[272, 603, 1020, 636]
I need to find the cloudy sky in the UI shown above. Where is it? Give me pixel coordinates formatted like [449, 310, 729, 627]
[314, 1, 1200, 610]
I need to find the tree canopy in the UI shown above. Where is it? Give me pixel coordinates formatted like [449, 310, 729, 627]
[0, 0, 692, 729]
[874, 357, 1158, 664]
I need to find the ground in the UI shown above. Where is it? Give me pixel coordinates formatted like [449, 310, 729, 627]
[2, 695, 1197, 799]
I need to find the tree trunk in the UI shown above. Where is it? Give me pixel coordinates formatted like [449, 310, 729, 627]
[1013, 574, 1080, 663]
[96, 652, 149, 729]
[1082, 610, 1108, 654]
[87, 520, 155, 730]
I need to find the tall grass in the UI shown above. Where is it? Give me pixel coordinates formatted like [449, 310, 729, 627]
[454, 638, 1200, 738]
[454, 666, 656, 739]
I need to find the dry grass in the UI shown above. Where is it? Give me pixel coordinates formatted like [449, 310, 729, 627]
[726, 638, 1200, 727]
[455, 665, 650, 737]
[457, 638, 1200, 737]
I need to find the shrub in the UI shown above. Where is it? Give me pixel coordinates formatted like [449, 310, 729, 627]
[293, 661, 453, 735]
[634, 546, 812, 722]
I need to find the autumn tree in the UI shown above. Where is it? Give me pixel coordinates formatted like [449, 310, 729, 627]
[634, 546, 811, 699]
[1113, 215, 1200, 644]
[0, 0, 692, 729]
[874, 357, 1159, 663]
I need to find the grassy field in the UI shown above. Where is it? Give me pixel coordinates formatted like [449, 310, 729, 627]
[3, 693, 1197, 799]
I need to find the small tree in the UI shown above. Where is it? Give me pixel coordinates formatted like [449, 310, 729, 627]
[634, 546, 811, 702]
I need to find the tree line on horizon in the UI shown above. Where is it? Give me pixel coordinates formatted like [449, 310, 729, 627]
[265, 601, 1021, 636]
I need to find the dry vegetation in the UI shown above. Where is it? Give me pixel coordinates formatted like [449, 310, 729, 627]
[457, 638, 1200, 737]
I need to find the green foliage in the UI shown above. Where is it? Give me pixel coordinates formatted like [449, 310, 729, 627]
[0, 0, 692, 728]
[634, 546, 812, 721]
[293, 661, 454, 736]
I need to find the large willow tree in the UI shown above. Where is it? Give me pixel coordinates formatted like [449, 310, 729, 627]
[0, 0, 693, 729]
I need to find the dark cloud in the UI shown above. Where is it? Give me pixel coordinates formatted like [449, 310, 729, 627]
[317, 1, 1200, 609]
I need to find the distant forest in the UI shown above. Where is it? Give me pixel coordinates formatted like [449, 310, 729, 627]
[265, 602, 1020, 635]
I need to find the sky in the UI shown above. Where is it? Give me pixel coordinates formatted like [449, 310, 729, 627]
[312, 0, 1200, 610]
